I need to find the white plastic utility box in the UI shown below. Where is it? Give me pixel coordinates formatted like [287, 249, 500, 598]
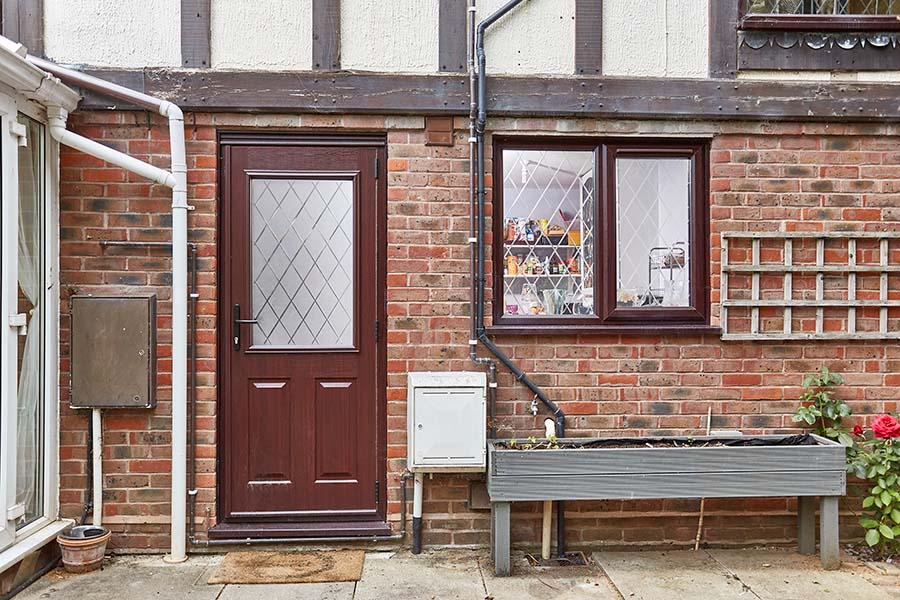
[407, 372, 487, 473]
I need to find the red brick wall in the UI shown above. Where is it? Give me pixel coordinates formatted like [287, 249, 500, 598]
[57, 112, 899, 552]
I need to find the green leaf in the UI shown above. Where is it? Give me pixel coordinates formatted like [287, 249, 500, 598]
[860, 518, 880, 529]
[868, 466, 879, 479]
[803, 414, 816, 425]
[837, 433, 855, 447]
[880, 523, 895, 540]
[863, 496, 876, 508]
[866, 529, 881, 546]
[883, 490, 893, 506]
[892, 510, 900, 525]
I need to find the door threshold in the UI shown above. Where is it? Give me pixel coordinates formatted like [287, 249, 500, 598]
[207, 520, 394, 540]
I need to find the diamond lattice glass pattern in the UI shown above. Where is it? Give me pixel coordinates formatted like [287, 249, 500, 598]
[250, 178, 354, 348]
[616, 158, 691, 309]
[746, 0, 900, 14]
[502, 150, 595, 317]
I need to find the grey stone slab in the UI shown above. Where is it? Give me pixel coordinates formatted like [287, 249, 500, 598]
[353, 550, 485, 600]
[593, 551, 751, 600]
[18, 556, 224, 600]
[218, 582, 355, 600]
[480, 553, 619, 600]
[709, 549, 894, 600]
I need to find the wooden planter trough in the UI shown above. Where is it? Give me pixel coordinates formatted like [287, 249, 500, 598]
[487, 435, 846, 576]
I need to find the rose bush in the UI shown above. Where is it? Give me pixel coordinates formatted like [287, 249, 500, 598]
[849, 417, 900, 557]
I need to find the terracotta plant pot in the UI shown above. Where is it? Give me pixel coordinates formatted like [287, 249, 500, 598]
[57, 525, 111, 573]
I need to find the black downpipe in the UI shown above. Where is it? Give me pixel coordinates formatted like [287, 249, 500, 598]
[474, 0, 567, 558]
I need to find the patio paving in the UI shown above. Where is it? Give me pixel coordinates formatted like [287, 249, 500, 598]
[15, 547, 897, 599]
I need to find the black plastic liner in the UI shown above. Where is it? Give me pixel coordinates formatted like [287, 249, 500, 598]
[499, 433, 819, 450]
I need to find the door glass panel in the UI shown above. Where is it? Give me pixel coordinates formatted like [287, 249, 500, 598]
[615, 157, 691, 308]
[16, 115, 45, 528]
[250, 178, 355, 349]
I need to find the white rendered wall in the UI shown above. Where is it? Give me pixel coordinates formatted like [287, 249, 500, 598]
[478, 0, 575, 75]
[341, 0, 439, 73]
[211, 0, 312, 70]
[738, 70, 900, 83]
[44, 0, 181, 68]
[603, 0, 709, 78]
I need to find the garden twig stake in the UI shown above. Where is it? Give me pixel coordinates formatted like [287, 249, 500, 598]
[694, 407, 713, 551]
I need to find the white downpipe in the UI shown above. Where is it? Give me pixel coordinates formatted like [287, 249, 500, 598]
[413, 473, 424, 520]
[164, 100, 189, 564]
[45, 98, 190, 563]
[91, 409, 102, 527]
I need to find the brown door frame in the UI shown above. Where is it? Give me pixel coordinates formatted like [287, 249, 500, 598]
[214, 131, 388, 538]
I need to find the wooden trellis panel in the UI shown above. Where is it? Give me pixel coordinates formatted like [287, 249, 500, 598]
[721, 231, 900, 341]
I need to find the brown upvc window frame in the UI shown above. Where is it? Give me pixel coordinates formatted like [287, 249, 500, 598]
[490, 137, 713, 336]
[739, 2, 900, 32]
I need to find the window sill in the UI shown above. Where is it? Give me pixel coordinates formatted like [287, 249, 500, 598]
[485, 324, 722, 336]
[0, 518, 73, 573]
[740, 15, 900, 32]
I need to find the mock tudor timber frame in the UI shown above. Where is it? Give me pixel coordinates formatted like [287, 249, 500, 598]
[77, 68, 900, 122]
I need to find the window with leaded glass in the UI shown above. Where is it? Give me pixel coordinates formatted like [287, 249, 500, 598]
[493, 138, 710, 332]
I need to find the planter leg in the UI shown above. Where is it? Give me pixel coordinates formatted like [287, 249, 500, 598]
[797, 496, 816, 555]
[492, 501, 511, 576]
[819, 496, 840, 570]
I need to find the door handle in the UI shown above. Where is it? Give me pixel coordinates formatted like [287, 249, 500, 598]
[232, 304, 258, 351]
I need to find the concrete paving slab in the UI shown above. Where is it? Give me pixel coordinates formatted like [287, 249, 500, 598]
[354, 550, 486, 600]
[593, 551, 751, 600]
[709, 549, 894, 600]
[480, 554, 619, 600]
[217, 582, 355, 600]
[18, 555, 224, 600]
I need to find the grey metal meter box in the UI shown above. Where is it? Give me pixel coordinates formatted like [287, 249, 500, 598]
[407, 372, 486, 472]
[70, 295, 157, 409]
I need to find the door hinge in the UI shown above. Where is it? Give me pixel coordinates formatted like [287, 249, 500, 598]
[374, 155, 380, 179]
[374, 320, 379, 342]
[375, 481, 380, 504]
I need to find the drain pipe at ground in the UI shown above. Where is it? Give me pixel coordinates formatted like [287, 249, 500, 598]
[470, 0, 568, 559]
[91, 410, 102, 527]
[28, 55, 191, 563]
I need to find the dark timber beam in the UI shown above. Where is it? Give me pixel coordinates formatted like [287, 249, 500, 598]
[76, 69, 900, 122]
[438, 0, 467, 73]
[575, 0, 602, 75]
[181, 0, 211, 68]
[710, 1, 739, 78]
[312, 0, 341, 70]
[3, 0, 43, 56]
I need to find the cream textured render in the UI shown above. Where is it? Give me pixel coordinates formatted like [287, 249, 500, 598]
[603, 0, 709, 78]
[44, 0, 181, 68]
[211, 0, 312, 70]
[478, 0, 576, 75]
[341, 0, 439, 73]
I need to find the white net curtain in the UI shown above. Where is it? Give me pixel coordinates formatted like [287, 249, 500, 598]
[16, 115, 44, 528]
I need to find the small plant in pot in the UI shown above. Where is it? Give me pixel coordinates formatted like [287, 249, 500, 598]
[57, 524, 112, 573]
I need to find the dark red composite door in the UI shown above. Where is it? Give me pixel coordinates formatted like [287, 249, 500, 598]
[215, 134, 387, 538]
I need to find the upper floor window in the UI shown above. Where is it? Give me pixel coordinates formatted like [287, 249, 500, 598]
[742, 0, 900, 30]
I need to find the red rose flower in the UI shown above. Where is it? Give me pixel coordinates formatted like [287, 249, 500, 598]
[872, 415, 900, 439]
[853, 424, 864, 436]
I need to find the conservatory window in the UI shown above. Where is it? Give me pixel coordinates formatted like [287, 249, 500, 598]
[493, 138, 710, 331]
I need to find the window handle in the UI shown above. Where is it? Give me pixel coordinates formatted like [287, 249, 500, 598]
[8, 313, 26, 336]
[232, 304, 258, 351]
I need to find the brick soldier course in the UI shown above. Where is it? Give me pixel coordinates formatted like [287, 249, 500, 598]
[57, 111, 900, 552]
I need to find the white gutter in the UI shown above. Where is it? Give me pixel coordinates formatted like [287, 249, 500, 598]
[28, 56, 190, 563]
